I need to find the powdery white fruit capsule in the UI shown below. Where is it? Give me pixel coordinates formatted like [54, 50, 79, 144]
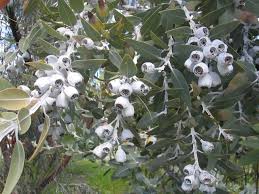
[63, 86, 79, 101]
[122, 103, 135, 117]
[141, 62, 155, 73]
[209, 72, 221, 87]
[190, 51, 204, 64]
[34, 77, 52, 94]
[183, 175, 200, 190]
[92, 142, 113, 158]
[56, 27, 67, 35]
[63, 29, 74, 40]
[199, 171, 216, 185]
[223, 132, 234, 141]
[45, 55, 58, 65]
[57, 55, 71, 68]
[212, 39, 228, 53]
[41, 97, 56, 111]
[54, 41, 68, 52]
[184, 58, 194, 71]
[95, 124, 114, 139]
[201, 140, 214, 153]
[234, 0, 245, 7]
[67, 71, 84, 87]
[187, 36, 199, 46]
[119, 83, 133, 97]
[108, 78, 123, 94]
[131, 81, 149, 96]
[181, 181, 193, 192]
[51, 74, 65, 88]
[217, 64, 233, 76]
[183, 164, 195, 175]
[199, 36, 211, 48]
[217, 53, 233, 66]
[56, 91, 69, 108]
[81, 38, 95, 49]
[115, 146, 127, 163]
[115, 96, 130, 110]
[31, 89, 41, 98]
[79, 11, 88, 20]
[120, 129, 134, 141]
[194, 26, 209, 38]
[18, 85, 31, 95]
[198, 73, 213, 88]
[35, 70, 47, 78]
[193, 62, 209, 77]
[199, 184, 216, 193]
[203, 45, 218, 59]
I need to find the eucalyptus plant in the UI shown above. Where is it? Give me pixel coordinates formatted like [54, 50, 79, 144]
[0, 0, 259, 193]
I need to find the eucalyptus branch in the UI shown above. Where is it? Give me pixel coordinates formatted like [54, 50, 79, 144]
[242, 24, 254, 64]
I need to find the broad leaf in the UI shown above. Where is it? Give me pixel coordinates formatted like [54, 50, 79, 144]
[81, 19, 102, 41]
[109, 49, 123, 69]
[125, 39, 161, 60]
[29, 113, 50, 161]
[41, 21, 67, 41]
[119, 54, 137, 77]
[69, 0, 84, 12]
[0, 78, 13, 91]
[0, 88, 31, 111]
[171, 69, 191, 108]
[210, 21, 240, 39]
[2, 140, 25, 194]
[58, 0, 77, 26]
[18, 108, 31, 134]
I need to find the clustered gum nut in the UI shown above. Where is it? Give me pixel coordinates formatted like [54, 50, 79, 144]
[115, 146, 127, 163]
[92, 142, 113, 159]
[187, 36, 199, 46]
[181, 175, 200, 191]
[200, 140, 214, 153]
[119, 83, 133, 97]
[194, 27, 209, 38]
[190, 51, 204, 64]
[81, 37, 95, 49]
[141, 62, 155, 74]
[120, 128, 134, 141]
[234, 0, 245, 7]
[199, 36, 211, 48]
[131, 80, 150, 96]
[95, 124, 114, 139]
[182, 164, 216, 192]
[184, 23, 235, 89]
[193, 62, 209, 77]
[183, 164, 196, 175]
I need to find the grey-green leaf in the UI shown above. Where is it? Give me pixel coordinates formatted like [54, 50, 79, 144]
[69, 0, 84, 12]
[18, 108, 31, 135]
[81, 19, 101, 41]
[119, 54, 137, 77]
[58, 0, 77, 26]
[125, 39, 161, 60]
[171, 69, 191, 108]
[2, 140, 25, 194]
[210, 21, 240, 39]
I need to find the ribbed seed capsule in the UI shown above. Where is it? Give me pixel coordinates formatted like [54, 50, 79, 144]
[119, 83, 133, 97]
[141, 62, 155, 73]
[193, 62, 209, 77]
[198, 73, 213, 88]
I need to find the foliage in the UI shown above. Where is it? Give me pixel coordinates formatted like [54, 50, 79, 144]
[0, 0, 258, 193]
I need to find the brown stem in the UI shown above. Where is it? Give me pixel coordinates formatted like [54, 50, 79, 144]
[35, 155, 72, 193]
